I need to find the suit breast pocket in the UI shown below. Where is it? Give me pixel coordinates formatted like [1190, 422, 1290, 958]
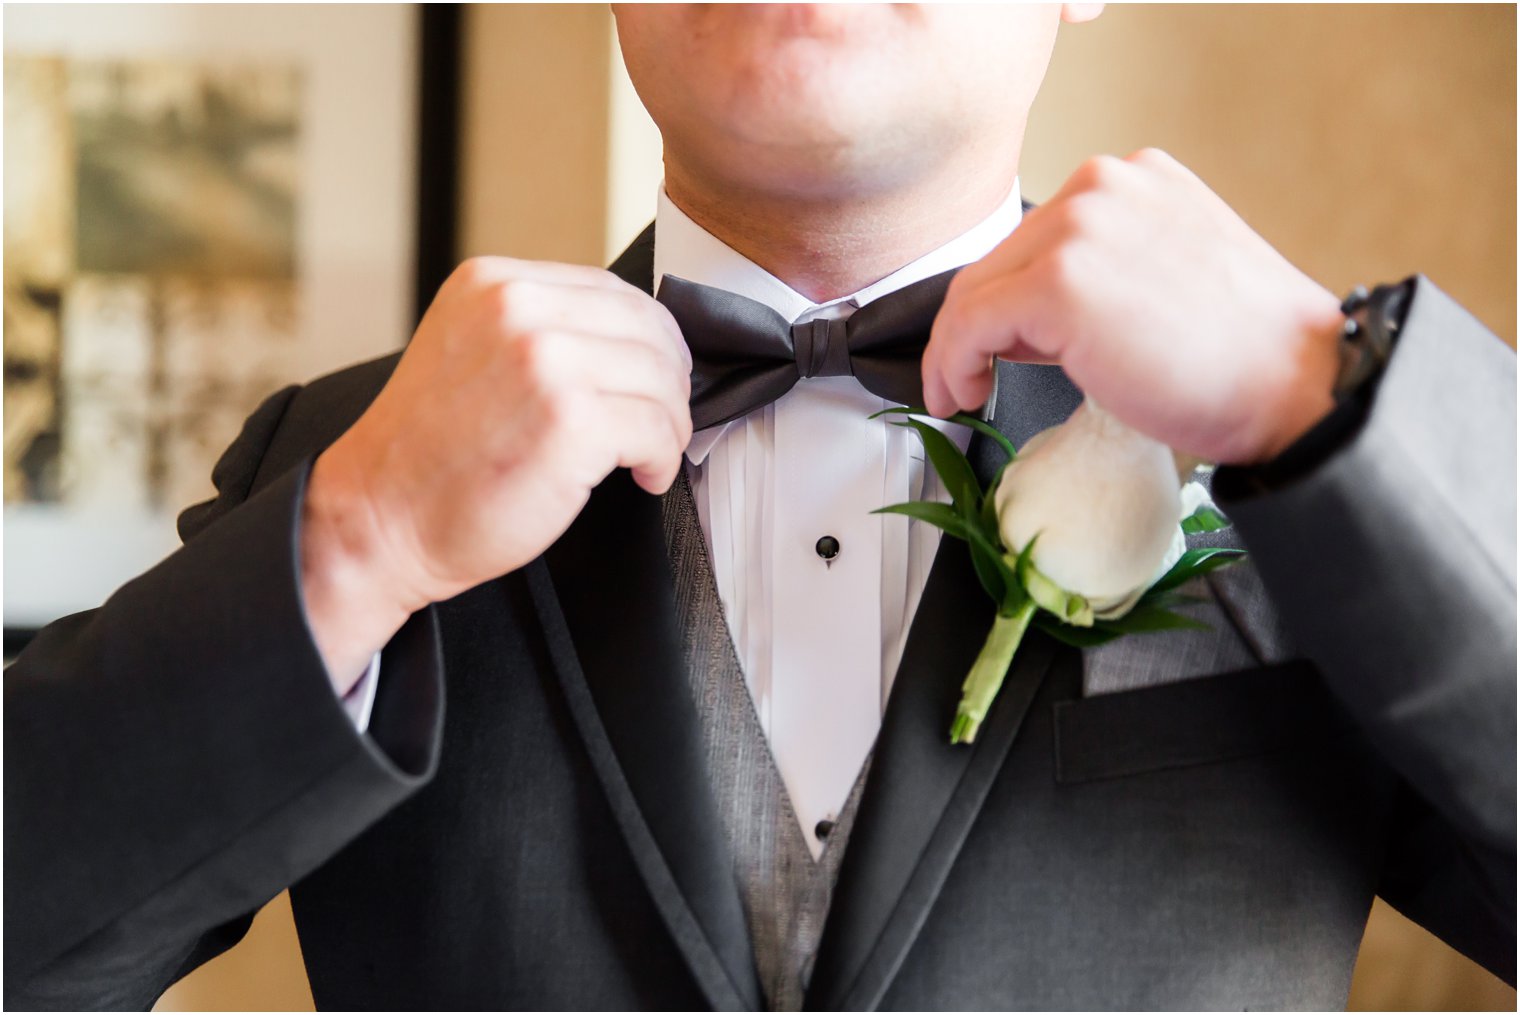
[1052, 660, 1356, 784]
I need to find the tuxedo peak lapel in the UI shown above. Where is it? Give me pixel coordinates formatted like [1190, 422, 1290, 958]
[588, 226, 1083, 1010]
[531, 472, 760, 1011]
[525, 224, 761, 1011]
[806, 360, 1081, 1011]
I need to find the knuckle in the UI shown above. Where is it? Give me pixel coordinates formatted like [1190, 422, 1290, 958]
[1057, 192, 1103, 236]
[495, 278, 532, 317]
[942, 268, 986, 313]
[625, 341, 664, 391]
[653, 298, 682, 335]
[449, 257, 487, 289]
[534, 383, 577, 434]
[1039, 243, 1081, 295]
[1125, 146, 1173, 169]
[635, 397, 666, 432]
[650, 345, 686, 394]
[601, 267, 638, 292]
[644, 402, 680, 450]
[943, 269, 976, 305]
[615, 288, 665, 330]
[608, 286, 646, 318]
[486, 277, 533, 322]
[510, 330, 557, 389]
[1076, 153, 1126, 191]
[645, 299, 682, 342]
[934, 296, 968, 339]
[476, 279, 513, 323]
[449, 255, 509, 294]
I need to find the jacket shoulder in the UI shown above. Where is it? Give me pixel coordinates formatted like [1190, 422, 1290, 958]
[249, 350, 404, 492]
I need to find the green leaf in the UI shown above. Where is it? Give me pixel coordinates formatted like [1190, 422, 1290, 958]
[871, 404, 1019, 464]
[1130, 588, 1209, 612]
[1180, 504, 1232, 534]
[960, 512, 1005, 565]
[877, 501, 1006, 587]
[966, 537, 1008, 605]
[874, 500, 973, 538]
[1035, 604, 1208, 646]
[947, 412, 1018, 462]
[868, 404, 930, 420]
[947, 492, 1004, 603]
[1094, 604, 1211, 635]
[891, 419, 982, 512]
[1011, 532, 1038, 586]
[979, 462, 1006, 540]
[1033, 614, 1125, 647]
[987, 458, 1012, 497]
[963, 510, 1019, 607]
[1149, 547, 1248, 594]
[878, 497, 1014, 608]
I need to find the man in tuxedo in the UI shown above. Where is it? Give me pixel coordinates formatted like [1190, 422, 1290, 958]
[7, 5, 1514, 1010]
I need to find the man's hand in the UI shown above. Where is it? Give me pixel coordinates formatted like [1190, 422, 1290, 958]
[299, 257, 693, 689]
[923, 148, 1346, 465]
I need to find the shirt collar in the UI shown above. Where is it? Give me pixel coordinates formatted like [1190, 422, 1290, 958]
[656, 178, 1024, 463]
[654, 177, 1023, 320]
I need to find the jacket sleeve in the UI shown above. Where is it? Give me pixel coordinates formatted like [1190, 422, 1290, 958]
[3, 385, 446, 1010]
[1214, 276, 1517, 983]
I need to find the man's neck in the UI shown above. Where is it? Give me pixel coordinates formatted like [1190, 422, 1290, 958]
[662, 155, 1023, 304]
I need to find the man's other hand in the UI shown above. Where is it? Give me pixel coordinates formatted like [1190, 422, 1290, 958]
[299, 257, 693, 688]
[923, 148, 1346, 466]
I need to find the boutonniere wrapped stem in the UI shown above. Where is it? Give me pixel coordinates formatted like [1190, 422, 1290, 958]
[873, 400, 1246, 744]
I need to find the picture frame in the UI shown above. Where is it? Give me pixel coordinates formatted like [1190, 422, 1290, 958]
[3, 3, 460, 653]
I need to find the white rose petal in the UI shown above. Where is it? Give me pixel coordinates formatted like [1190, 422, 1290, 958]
[995, 399, 1184, 619]
[1178, 479, 1214, 522]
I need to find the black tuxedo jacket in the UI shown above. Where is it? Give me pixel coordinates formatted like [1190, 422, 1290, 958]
[6, 227, 1514, 1010]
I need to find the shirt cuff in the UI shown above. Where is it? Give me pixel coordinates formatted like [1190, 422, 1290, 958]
[339, 652, 382, 732]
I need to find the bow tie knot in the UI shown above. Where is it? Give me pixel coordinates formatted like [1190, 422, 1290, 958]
[658, 268, 965, 431]
[792, 317, 853, 380]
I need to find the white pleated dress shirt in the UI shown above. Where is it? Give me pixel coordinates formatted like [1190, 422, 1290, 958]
[345, 179, 1024, 860]
[656, 181, 1023, 857]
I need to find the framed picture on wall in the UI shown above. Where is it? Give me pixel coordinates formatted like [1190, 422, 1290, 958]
[3, 4, 459, 650]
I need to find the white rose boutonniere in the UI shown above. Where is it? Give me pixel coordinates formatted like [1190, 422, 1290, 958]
[873, 400, 1245, 744]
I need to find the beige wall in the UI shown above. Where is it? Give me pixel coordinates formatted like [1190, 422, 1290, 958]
[1025, 4, 1516, 346]
[157, 5, 1514, 1011]
[457, 3, 612, 267]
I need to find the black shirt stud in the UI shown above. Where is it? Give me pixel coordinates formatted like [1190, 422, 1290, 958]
[815, 535, 841, 569]
[815, 818, 836, 841]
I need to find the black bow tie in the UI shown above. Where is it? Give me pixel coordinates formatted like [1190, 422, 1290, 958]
[657, 268, 964, 431]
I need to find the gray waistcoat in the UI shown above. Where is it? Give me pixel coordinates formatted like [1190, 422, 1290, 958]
[661, 472, 870, 1012]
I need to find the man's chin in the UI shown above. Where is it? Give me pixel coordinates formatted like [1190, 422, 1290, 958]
[688, 136, 938, 209]
[700, 88, 916, 165]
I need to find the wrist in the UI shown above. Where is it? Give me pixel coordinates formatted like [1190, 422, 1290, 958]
[299, 439, 427, 690]
[1237, 293, 1345, 465]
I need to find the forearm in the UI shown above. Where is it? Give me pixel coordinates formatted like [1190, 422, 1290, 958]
[1215, 276, 1517, 851]
[4, 461, 444, 1000]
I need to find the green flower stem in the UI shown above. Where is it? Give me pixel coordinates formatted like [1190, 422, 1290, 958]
[950, 599, 1037, 744]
